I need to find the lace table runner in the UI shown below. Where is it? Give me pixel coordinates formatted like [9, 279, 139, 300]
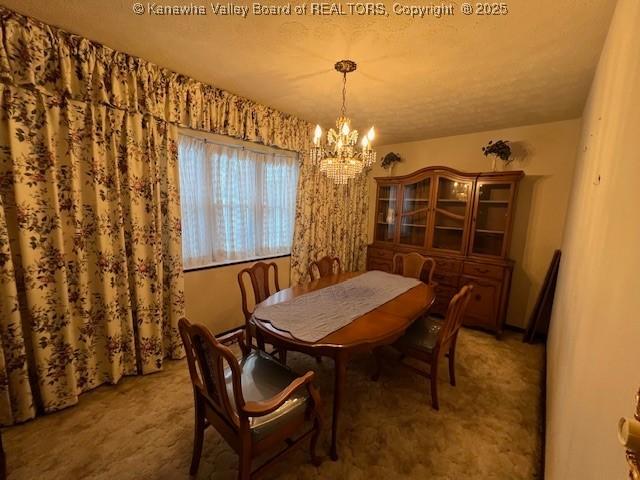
[253, 271, 421, 342]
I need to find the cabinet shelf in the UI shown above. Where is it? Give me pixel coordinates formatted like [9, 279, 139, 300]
[404, 198, 429, 202]
[401, 224, 427, 228]
[378, 198, 395, 201]
[475, 229, 505, 235]
[479, 200, 509, 204]
[434, 226, 463, 231]
[437, 198, 467, 203]
[435, 208, 465, 221]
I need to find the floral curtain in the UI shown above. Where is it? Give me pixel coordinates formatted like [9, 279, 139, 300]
[0, 5, 309, 425]
[290, 159, 370, 284]
[0, 5, 370, 424]
[0, 83, 185, 425]
[0, 193, 34, 425]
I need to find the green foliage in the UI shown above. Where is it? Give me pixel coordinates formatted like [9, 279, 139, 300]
[381, 152, 402, 169]
[482, 140, 512, 162]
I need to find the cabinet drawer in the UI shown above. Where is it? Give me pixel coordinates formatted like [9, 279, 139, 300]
[459, 275, 501, 331]
[432, 272, 459, 287]
[463, 262, 504, 280]
[368, 258, 393, 273]
[433, 257, 462, 274]
[368, 247, 394, 260]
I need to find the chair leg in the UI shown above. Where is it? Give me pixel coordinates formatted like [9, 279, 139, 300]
[448, 344, 456, 387]
[279, 348, 288, 364]
[238, 445, 252, 480]
[310, 417, 322, 467]
[246, 328, 254, 351]
[430, 358, 440, 411]
[190, 398, 206, 475]
[309, 384, 324, 467]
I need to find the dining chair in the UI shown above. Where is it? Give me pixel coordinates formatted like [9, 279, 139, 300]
[238, 261, 281, 350]
[393, 252, 436, 284]
[178, 318, 323, 480]
[308, 256, 341, 281]
[388, 284, 474, 410]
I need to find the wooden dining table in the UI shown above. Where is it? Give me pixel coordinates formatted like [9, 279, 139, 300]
[252, 271, 435, 460]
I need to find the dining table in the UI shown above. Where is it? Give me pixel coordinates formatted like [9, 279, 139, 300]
[252, 271, 435, 460]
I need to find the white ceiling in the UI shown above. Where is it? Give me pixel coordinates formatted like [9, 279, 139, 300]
[1, 0, 615, 144]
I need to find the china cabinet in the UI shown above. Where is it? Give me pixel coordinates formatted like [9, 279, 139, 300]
[368, 166, 523, 334]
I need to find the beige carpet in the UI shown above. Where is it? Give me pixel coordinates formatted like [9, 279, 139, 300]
[3, 329, 544, 480]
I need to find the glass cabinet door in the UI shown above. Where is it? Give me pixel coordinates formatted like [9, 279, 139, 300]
[471, 182, 513, 256]
[375, 184, 398, 242]
[399, 177, 431, 246]
[430, 176, 472, 252]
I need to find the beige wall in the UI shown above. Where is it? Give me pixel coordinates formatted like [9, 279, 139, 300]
[545, 0, 640, 478]
[370, 119, 581, 327]
[184, 256, 291, 334]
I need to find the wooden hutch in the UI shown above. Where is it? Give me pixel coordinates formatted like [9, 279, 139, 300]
[368, 166, 523, 334]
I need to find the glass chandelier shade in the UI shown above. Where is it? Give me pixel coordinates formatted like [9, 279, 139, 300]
[309, 60, 377, 185]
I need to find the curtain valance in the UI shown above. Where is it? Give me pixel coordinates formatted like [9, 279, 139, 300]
[0, 7, 312, 153]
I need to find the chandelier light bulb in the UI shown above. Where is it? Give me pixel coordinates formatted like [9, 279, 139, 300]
[367, 127, 375, 141]
[313, 125, 322, 146]
[341, 122, 350, 136]
[361, 136, 369, 148]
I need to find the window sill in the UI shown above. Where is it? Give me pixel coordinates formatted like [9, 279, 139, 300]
[183, 254, 291, 273]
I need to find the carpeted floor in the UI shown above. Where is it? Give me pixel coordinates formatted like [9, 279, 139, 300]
[3, 329, 544, 480]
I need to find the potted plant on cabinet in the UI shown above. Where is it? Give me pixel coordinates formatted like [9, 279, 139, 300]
[482, 140, 512, 171]
[381, 152, 402, 175]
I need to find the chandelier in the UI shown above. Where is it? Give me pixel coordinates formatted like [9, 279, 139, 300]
[309, 60, 376, 184]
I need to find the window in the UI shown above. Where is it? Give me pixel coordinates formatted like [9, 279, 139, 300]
[178, 133, 299, 269]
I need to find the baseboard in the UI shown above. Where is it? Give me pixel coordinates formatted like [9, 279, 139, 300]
[503, 323, 525, 333]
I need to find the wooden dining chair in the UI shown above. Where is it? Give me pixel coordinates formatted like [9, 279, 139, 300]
[238, 261, 281, 350]
[308, 256, 341, 281]
[388, 284, 474, 410]
[178, 318, 323, 480]
[393, 252, 436, 284]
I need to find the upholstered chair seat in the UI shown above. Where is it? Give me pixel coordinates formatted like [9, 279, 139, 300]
[396, 316, 443, 353]
[225, 350, 310, 440]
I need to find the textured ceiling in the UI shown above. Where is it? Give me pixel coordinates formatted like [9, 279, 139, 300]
[1, 0, 615, 144]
